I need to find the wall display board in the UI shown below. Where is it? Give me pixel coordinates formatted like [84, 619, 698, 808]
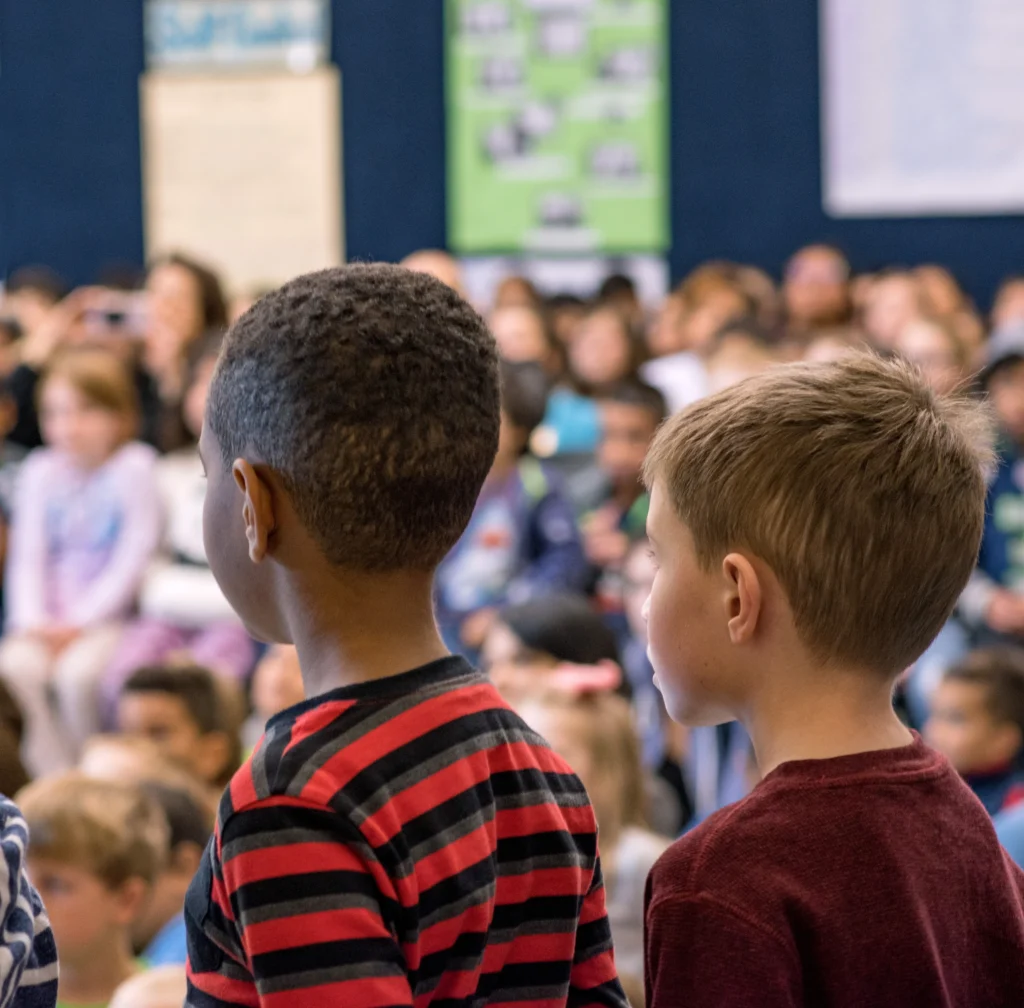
[447, 0, 669, 252]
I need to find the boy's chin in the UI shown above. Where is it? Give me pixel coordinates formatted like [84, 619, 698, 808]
[654, 673, 735, 727]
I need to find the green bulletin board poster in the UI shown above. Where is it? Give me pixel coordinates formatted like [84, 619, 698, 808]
[446, 0, 669, 254]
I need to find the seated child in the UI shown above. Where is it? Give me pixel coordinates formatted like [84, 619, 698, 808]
[101, 344, 255, 721]
[0, 794, 58, 1008]
[241, 644, 304, 751]
[435, 359, 588, 654]
[541, 304, 641, 454]
[482, 592, 682, 838]
[0, 348, 162, 776]
[518, 689, 669, 1008]
[133, 782, 212, 968]
[186, 264, 625, 1006]
[489, 304, 563, 376]
[116, 665, 240, 793]
[109, 967, 185, 1008]
[20, 773, 169, 1008]
[925, 648, 1024, 815]
[703, 317, 779, 394]
[577, 381, 666, 574]
[960, 325, 1024, 644]
[482, 592, 625, 706]
[641, 265, 751, 412]
[642, 354, 1024, 1005]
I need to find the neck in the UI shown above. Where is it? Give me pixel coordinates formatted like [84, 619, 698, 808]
[59, 936, 136, 1004]
[285, 570, 449, 699]
[740, 663, 911, 778]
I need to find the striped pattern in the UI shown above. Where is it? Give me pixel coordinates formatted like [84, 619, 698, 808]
[0, 798, 58, 1008]
[185, 657, 626, 1008]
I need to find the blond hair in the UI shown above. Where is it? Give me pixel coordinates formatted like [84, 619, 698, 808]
[528, 690, 647, 828]
[19, 773, 169, 888]
[41, 346, 139, 437]
[643, 353, 994, 674]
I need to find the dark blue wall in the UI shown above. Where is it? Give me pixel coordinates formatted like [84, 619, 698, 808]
[2, 1, 1023, 306]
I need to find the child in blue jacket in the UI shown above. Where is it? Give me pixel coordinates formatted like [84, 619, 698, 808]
[436, 361, 589, 657]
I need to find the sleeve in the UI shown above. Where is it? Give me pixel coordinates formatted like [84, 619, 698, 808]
[64, 450, 164, 627]
[507, 489, 589, 604]
[5, 455, 51, 634]
[644, 891, 801, 1008]
[0, 798, 59, 1008]
[187, 800, 414, 1008]
[568, 858, 630, 1008]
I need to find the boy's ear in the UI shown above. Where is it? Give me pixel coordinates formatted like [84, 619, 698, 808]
[112, 876, 151, 926]
[721, 552, 762, 646]
[232, 460, 275, 563]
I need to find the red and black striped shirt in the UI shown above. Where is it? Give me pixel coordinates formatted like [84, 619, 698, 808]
[185, 655, 628, 1008]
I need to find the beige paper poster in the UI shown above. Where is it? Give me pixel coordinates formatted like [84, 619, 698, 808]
[141, 67, 343, 291]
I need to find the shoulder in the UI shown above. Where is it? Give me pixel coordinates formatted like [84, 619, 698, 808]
[649, 787, 804, 905]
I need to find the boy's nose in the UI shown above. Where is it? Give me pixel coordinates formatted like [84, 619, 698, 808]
[641, 595, 651, 624]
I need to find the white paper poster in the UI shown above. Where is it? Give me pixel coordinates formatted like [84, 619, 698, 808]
[821, 0, 1024, 216]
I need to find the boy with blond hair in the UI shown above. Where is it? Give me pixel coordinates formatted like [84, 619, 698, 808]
[20, 774, 169, 1008]
[641, 355, 1024, 1007]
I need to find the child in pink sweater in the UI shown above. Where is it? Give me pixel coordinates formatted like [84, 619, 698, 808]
[0, 348, 161, 774]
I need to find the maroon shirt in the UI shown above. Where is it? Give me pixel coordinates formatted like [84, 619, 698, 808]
[645, 734, 1024, 1007]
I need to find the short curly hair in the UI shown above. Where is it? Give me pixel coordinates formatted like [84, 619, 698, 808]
[207, 263, 500, 571]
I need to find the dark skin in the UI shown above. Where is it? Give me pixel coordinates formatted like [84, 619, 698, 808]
[198, 424, 448, 699]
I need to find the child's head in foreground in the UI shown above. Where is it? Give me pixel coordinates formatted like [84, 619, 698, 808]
[19, 774, 168, 967]
[926, 649, 1024, 776]
[199, 264, 499, 644]
[641, 353, 992, 727]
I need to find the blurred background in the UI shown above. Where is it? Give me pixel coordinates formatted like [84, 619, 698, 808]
[3, 3, 1024, 1005]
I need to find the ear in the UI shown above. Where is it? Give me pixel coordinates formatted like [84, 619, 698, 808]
[721, 552, 762, 646]
[232, 460, 275, 563]
[112, 877, 151, 926]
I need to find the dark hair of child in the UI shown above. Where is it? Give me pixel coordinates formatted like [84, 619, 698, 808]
[6, 266, 67, 303]
[138, 781, 213, 851]
[501, 593, 631, 700]
[150, 253, 229, 331]
[501, 359, 550, 446]
[594, 379, 668, 424]
[945, 649, 1024, 744]
[122, 666, 241, 779]
[207, 263, 500, 572]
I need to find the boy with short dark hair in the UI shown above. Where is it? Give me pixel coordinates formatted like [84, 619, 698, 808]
[186, 264, 625, 1007]
[578, 381, 666, 573]
[926, 648, 1024, 815]
[117, 665, 239, 790]
[641, 354, 1024, 1006]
